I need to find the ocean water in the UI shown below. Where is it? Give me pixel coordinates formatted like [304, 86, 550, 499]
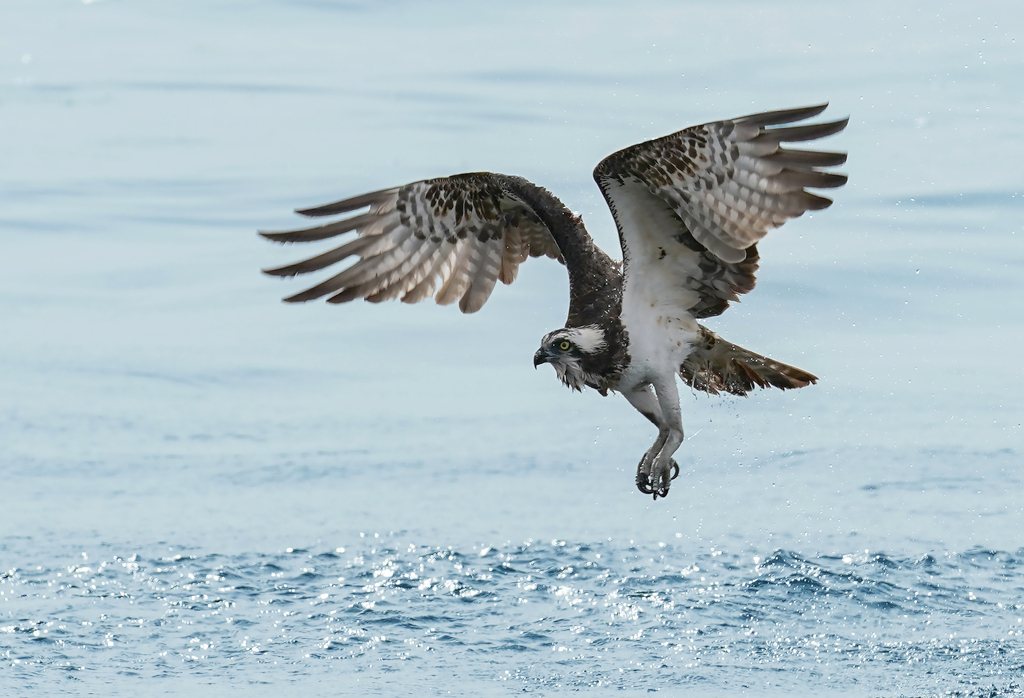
[2, 0, 1023, 695]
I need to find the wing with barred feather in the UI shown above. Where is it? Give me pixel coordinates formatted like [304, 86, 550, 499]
[261, 173, 563, 314]
[595, 104, 848, 319]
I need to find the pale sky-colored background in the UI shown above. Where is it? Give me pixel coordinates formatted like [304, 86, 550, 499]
[1, 0, 1022, 554]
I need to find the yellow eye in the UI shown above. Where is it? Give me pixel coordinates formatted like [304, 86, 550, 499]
[558, 340, 571, 351]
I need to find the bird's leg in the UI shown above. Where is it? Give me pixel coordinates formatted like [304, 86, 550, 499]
[648, 377, 684, 499]
[622, 385, 673, 495]
[636, 431, 669, 494]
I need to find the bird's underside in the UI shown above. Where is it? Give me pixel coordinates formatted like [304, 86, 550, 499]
[261, 104, 849, 500]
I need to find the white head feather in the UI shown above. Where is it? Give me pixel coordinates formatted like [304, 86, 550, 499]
[537, 325, 608, 391]
[565, 325, 608, 354]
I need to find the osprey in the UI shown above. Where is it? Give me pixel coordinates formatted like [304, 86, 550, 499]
[261, 104, 848, 499]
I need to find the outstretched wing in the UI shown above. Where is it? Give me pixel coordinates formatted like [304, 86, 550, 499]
[261, 173, 563, 314]
[594, 104, 848, 318]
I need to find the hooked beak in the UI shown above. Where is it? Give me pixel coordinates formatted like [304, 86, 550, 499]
[533, 348, 549, 369]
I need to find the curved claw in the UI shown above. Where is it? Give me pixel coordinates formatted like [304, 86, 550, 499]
[650, 461, 680, 500]
[637, 460, 680, 497]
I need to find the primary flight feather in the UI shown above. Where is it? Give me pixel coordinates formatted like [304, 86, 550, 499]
[261, 104, 849, 499]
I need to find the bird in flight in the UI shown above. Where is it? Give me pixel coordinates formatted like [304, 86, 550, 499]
[261, 104, 848, 499]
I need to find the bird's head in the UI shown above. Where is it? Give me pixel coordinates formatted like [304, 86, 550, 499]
[533, 325, 608, 392]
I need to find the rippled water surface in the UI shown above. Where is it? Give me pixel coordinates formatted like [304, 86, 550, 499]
[3, 0, 1023, 695]
[5, 541, 1024, 696]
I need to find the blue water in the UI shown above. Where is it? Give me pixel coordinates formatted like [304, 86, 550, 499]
[3, 541, 1023, 696]
[2, 0, 1023, 695]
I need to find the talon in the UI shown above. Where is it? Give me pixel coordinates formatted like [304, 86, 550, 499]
[670, 460, 680, 481]
[636, 473, 654, 494]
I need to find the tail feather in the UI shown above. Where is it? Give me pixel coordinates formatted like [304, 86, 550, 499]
[681, 326, 817, 397]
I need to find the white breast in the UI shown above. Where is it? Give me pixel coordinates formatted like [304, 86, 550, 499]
[608, 179, 702, 388]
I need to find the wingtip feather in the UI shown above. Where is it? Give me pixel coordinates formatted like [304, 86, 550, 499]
[735, 103, 829, 127]
[804, 193, 834, 210]
[753, 117, 849, 145]
[258, 230, 295, 244]
[262, 265, 295, 278]
[281, 292, 313, 303]
[295, 187, 397, 217]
